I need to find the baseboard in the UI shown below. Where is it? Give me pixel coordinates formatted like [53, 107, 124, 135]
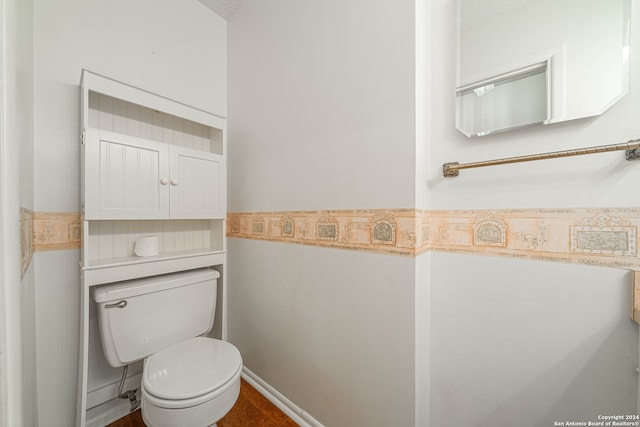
[241, 367, 325, 427]
[85, 391, 140, 427]
[86, 373, 142, 409]
[85, 373, 142, 427]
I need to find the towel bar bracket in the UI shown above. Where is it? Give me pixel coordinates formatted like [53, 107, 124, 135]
[626, 148, 640, 161]
[443, 162, 460, 177]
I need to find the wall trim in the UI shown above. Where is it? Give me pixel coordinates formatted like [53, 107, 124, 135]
[228, 207, 640, 269]
[228, 209, 424, 256]
[32, 211, 81, 252]
[241, 367, 325, 427]
[20, 207, 33, 276]
[25, 207, 640, 269]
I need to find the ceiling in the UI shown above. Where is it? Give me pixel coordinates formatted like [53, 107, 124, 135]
[198, 0, 245, 19]
[200, 0, 536, 26]
[461, 0, 534, 29]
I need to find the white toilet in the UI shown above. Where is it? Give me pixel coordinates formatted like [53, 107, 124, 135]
[92, 268, 242, 427]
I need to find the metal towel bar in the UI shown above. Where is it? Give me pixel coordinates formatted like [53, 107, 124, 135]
[443, 139, 640, 177]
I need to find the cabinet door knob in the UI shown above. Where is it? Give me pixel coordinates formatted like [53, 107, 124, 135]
[170, 179, 179, 186]
[160, 178, 169, 185]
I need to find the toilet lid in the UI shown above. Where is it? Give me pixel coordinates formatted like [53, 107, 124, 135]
[143, 337, 242, 400]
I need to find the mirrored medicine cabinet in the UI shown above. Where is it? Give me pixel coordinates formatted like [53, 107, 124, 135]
[456, 0, 631, 138]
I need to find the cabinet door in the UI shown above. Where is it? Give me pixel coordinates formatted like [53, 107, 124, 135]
[169, 145, 225, 219]
[85, 129, 170, 219]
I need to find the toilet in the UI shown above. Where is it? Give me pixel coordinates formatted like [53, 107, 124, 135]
[92, 268, 242, 427]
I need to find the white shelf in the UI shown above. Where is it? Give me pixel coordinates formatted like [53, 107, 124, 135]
[81, 69, 224, 129]
[81, 249, 225, 286]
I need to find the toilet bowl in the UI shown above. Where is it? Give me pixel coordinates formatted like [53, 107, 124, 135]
[141, 337, 242, 427]
[92, 269, 242, 427]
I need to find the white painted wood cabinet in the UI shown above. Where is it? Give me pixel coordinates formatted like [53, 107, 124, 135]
[84, 130, 225, 220]
[169, 144, 225, 219]
[77, 70, 228, 427]
[85, 129, 168, 219]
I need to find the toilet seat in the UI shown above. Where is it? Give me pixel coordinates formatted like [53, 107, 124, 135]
[142, 336, 242, 409]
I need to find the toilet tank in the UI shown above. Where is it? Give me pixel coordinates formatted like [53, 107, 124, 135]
[92, 268, 220, 368]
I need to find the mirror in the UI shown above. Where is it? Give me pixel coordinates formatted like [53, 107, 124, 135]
[456, 0, 631, 137]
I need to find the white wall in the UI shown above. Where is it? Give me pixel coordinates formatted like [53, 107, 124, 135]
[17, 0, 37, 424]
[228, 240, 416, 427]
[20, 2, 638, 427]
[430, 254, 636, 426]
[34, 0, 227, 213]
[1, 0, 35, 425]
[32, 1, 226, 425]
[227, 0, 416, 212]
[227, 1, 417, 426]
[415, 2, 431, 425]
[21, 266, 37, 427]
[414, 253, 430, 427]
[431, 0, 640, 211]
[428, 0, 640, 425]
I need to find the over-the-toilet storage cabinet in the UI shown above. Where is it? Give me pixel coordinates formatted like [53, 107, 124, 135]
[76, 70, 227, 427]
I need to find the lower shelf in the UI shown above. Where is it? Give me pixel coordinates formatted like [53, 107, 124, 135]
[81, 249, 225, 286]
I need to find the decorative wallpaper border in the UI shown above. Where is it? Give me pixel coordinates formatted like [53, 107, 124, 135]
[32, 212, 82, 252]
[228, 208, 640, 269]
[19, 208, 640, 270]
[20, 210, 82, 276]
[20, 208, 34, 277]
[227, 209, 426, 256]
[428, 208, 640, 269]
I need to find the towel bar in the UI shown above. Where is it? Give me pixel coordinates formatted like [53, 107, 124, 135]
[443, 139, 640, 177]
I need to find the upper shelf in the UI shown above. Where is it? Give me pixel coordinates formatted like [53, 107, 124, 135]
[83, 70, 224, 157]
[81, 69, 223, 130]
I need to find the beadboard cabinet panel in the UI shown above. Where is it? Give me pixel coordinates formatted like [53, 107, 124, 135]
[170, 146, 225, 219]
[85, 129, 169, 220]
[89, 93, 214, 152]
[86, 220, 220, 262]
